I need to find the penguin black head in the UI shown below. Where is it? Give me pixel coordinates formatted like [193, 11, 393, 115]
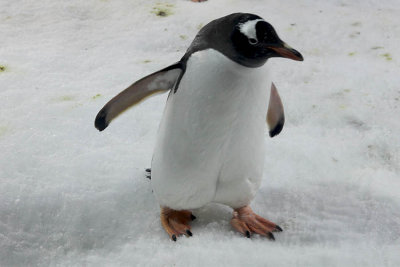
[231, 14, 303, 66]
[186, 13, 303, 68]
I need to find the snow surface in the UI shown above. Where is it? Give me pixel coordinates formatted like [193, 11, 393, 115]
[1, 0, 400, 266]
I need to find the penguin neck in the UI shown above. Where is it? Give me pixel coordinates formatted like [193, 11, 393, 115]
[181, 48, 271, 112]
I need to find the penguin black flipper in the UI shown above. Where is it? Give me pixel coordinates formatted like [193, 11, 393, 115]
[267, 83, 285, 137]
[95, 63, 183, 131]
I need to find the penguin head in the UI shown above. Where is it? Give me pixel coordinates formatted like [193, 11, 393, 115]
[230, 13, 303, 67]
[186, 13, 303, 68]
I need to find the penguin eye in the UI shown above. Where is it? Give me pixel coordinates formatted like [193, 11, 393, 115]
[248, 38, 258, 45]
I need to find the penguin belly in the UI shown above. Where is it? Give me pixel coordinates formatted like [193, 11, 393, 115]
[151, 49, 271, 210]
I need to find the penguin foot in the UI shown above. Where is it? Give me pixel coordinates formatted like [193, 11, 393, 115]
[160, 207, 195, 241]
[145, 168, 151, 179]
[231, 206, 282, 240]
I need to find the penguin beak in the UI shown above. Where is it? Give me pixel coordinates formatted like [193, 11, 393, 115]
[268, 43, 304, 61]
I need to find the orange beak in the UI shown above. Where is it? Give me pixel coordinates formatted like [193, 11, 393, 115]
[268, 44, 303, 61]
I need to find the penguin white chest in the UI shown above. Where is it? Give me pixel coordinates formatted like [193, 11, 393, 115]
[151, 49, 271, 210]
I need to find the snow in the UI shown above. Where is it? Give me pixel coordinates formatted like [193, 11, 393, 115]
[1, 0, 399, 266]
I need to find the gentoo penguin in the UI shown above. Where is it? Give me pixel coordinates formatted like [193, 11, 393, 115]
[95, 13, 303, 241]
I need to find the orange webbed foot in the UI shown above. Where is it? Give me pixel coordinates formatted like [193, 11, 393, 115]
[231, 206, 282, 240]
[160, 207, 196, 241]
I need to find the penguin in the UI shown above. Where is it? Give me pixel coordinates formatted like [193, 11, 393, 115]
[95, 13, 303, 241]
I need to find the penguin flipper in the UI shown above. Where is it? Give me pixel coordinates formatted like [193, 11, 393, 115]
[267, 82, 285, 137]
[95, 63, 183, 131]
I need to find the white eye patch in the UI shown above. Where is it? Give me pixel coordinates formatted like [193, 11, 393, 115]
[238, 19, 264, 41]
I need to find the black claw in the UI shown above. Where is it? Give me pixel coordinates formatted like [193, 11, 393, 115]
[267, 232, 275, 241]
[172, 234, 177, 241]
[275, 225, 283, 232]
[190, 214, 196, 221]
[245, 231, 251, 238]
[145, 168, 151, 180]
[186, 230, 193, 236]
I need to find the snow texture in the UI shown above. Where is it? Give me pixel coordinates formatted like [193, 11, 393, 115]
[1, 0, 399, 266]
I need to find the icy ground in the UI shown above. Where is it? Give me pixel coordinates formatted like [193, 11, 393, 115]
[1, 0, 400, 266]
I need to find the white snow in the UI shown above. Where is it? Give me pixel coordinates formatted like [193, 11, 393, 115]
[1, 0, 399, 266]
